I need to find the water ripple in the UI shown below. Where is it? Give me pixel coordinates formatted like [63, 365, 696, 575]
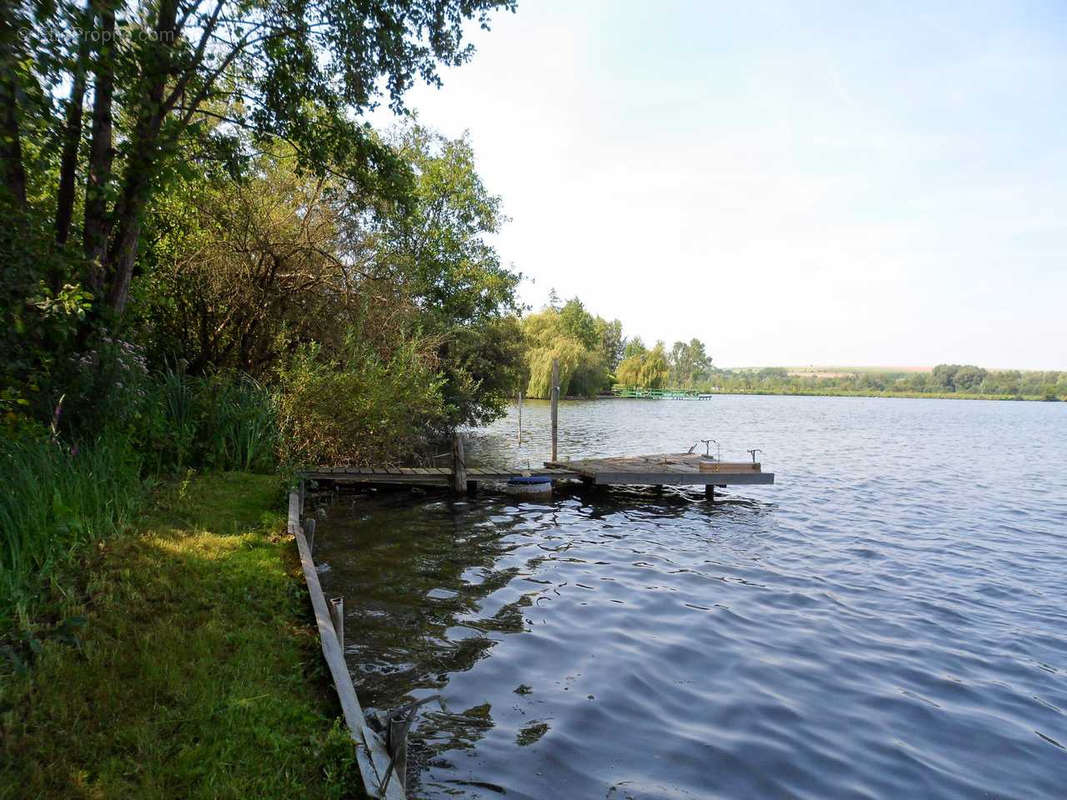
[316, 395, 1067, 799]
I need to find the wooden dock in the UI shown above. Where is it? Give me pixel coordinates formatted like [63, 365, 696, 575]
[306, 452, 774, 496]
[545, 453, 774, 487]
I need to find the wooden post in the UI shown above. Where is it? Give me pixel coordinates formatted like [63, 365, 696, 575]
[517, 390, 523, 444]
[329, 596, 344, 649]
[705, 484, 714, 502]
[550, 358, 559, 462]
[386, 716, 408, 792]
[451, 433, 466, 494]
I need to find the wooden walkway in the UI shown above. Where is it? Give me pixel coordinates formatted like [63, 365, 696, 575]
[306, 453, 774, 490]
[306, 465, 578, 486]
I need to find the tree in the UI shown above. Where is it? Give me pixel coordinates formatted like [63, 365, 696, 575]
[616, 341, 669, 389]
[1, 0, 516, 323]
[668, 338, 713, 387]
[356, 123, 523, 426]
[595, 317, 624, 371]
[558, 298, 598, 350]
[135, 122, 523, 428]
[623, 337, 647, 360]
[521, 300, 611, 398]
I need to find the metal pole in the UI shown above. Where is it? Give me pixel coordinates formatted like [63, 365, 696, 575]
[451, 433, 466, 494]
[550, 359, 559, 462]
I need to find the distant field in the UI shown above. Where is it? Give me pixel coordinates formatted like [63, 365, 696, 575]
[731, 366, 933, 378]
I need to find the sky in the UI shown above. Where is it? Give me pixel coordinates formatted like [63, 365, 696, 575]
[377, 0, 1067, 369]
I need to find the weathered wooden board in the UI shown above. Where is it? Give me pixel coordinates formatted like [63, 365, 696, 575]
[545, 453, 774, 486]
[590, 471, 773, 486]
[288, 491, 405, 800]
[305, 453, 773, 489]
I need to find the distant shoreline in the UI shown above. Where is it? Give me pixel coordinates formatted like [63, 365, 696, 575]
[559, 389, 1062, 403]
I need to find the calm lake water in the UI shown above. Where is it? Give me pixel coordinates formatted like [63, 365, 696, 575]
[314, 395, 1067, 799]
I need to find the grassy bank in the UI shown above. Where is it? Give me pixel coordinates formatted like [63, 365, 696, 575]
[0, 473, 359, 799]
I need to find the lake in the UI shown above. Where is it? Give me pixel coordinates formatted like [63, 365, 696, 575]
[313, 395, 1067, 799]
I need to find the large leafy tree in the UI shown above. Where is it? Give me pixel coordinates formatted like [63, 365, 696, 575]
[362, 123, 523, 425]
[0, 0, 515, 323]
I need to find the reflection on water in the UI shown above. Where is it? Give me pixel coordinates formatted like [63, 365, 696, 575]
[315, 395, 1067, 799]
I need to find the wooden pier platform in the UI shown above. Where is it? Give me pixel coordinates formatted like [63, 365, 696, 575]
[306, 453, 773, 490]
[545, 453, 774, 487]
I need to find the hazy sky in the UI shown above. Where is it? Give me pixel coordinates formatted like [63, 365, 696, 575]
[379, 0, 1067, 369]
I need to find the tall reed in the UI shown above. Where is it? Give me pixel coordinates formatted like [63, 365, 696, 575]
[0, 434, 144, 632]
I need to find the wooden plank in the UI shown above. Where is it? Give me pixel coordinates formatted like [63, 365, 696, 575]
[288, 491, 405, 800]
[592, 472, 774, 486]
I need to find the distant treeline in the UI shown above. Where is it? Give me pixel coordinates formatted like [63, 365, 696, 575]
[519, 297, 1065, 402]
[521, 294, 713, 397]
[708, 365, 1066, 401]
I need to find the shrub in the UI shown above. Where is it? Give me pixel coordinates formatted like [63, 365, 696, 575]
[277, 339, 445, 466]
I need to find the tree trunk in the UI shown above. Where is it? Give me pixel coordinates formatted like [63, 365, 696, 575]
[55, 5, 92, 250]
[83, 0, 117, 286]
[0, 5, 26, 210]
[103, 0, 179, 316]
[0, 74, 25, 208]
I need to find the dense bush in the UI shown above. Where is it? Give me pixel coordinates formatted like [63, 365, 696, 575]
[276, 340, 446, 466]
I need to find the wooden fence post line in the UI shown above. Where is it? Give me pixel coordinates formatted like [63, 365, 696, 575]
[329, 596, 344, 649]
[550, 358, 559, 462]
[451, 433, 466, 494]
[288, 491, 405, 799]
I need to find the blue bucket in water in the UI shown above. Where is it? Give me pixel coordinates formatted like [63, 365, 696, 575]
[506, 475, 553, 500]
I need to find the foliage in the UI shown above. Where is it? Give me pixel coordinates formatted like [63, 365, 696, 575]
[616, 341, 670, 389]
[699, 365, 1067, 400]
[1, 0, 516, 323]
[668, 339, 714, 388]
[133, 153, 353, 376]
[522, 299, 621, 398]
[0, 209, 93, 425]
[359, 124, 524, 426]
[0, 431, 143, 634]
[276, 339, 445, 466]
[0, 473, 359, 799]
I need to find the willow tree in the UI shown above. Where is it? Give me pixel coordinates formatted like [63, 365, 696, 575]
[522, 299, 613, 398]
[616, 341, 670, 389]
[0, 0, 515, 322]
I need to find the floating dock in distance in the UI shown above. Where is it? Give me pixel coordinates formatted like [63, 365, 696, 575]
[306, 453, 773, 491]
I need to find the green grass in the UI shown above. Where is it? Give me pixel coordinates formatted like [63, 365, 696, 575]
[0, 472, 361, 799]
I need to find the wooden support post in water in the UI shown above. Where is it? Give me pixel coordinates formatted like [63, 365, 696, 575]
[550, 358, 559, 462]
[451, 433, 466, 494]
[329, 596, 344, 650]
[705, 484, 715, 502]
[386, 716, 408, 793]
[517, 390, 523, 444]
